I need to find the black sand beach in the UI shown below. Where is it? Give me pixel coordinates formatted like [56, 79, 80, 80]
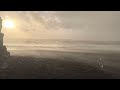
[0, 50, 119, 79]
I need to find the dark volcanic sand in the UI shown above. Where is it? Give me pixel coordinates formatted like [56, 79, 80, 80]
[0, 54, 115, 79]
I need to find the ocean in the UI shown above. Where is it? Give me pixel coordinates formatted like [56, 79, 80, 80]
[4, 39, 120, 56]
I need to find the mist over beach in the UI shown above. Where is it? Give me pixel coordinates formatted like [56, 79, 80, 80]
[0, 11, 120, 79]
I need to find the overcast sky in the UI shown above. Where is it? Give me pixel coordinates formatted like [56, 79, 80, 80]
[0, 11, 120, 41]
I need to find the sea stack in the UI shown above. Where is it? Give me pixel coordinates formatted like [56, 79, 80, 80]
[0, 17, 10, 57]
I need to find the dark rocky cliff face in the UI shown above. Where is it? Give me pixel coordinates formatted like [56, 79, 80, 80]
[0, 17, 10, 57]
[0, 33, 4, 47]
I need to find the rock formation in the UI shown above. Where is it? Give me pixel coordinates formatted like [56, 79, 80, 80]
[0, 17, 10, 57]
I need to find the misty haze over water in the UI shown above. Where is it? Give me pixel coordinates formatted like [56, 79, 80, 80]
[1, 11, 120, 56]
[4, 39, 120, 56]
[1, 11, 120, 79]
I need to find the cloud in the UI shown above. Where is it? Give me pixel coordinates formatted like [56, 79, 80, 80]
[0, 11, 63, 32]
[0, 11, 67, 39]
[0, 11, 120, 41]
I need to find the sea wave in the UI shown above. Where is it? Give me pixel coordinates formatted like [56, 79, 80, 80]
[4, 39, 120, 52]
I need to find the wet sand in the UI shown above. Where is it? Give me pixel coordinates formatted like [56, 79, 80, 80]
[0, 50, 118, 79]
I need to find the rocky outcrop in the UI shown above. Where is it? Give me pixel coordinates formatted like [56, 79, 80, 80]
[0, 17, 10, 57]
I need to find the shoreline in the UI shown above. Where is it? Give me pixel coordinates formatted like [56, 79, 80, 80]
[0, 49, 120, 79]
[9, 49, 120, 56]
[0, 52, 119, 79]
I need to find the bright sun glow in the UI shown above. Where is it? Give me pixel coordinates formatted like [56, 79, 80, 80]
[3, 20, 15, 29]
